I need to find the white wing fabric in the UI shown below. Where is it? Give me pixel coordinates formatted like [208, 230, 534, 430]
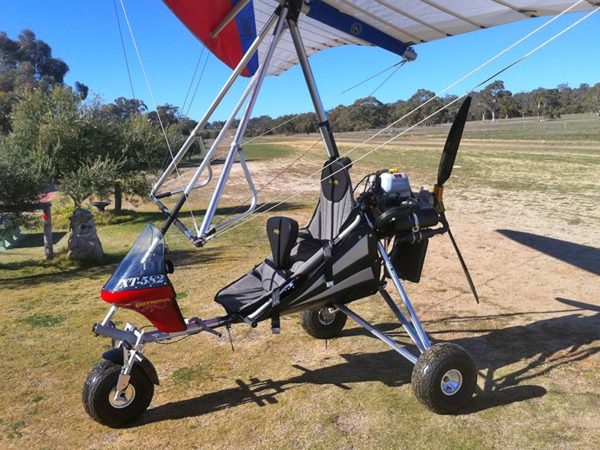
[164, 0, 596, 76]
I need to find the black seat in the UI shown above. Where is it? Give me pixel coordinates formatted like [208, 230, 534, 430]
[289, 158, 354, 269]
[215, 217, 298, 314]
[215, 158, 354, 315]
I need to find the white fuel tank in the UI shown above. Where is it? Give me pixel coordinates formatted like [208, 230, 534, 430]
[379, 172, 411, 197]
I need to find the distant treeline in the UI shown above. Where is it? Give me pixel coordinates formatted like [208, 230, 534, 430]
[201, 80, 600, 138]
[2, 28, 599, 215]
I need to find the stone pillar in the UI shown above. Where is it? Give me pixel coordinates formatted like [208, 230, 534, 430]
[68, 208, 104, 261]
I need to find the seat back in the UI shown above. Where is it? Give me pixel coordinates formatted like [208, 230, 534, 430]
[307, 158, 354, 242]
[266, 216, 299, 269]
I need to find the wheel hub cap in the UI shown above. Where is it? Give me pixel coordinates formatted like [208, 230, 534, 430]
[109, 384, 136, 409]
[441, 369, 463, 396]
[317, 308, 337, 325]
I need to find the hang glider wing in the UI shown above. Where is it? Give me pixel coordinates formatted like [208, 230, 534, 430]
[163, 0, 596, 76]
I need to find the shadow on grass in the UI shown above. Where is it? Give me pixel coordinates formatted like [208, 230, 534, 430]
[128, 201, 304, 226]
[134, 297, 599, 425]
[0, 252, 127, 287]
[12, 231, 67, 248]
[0, 202, 302, 286]
[0, 244, 222, 287]
[497, 229, 600, 276]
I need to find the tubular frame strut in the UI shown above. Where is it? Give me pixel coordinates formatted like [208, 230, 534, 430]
[153, 2, 342, 244]
[333, 241, 432, 366]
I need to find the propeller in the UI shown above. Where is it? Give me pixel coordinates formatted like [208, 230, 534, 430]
[434, 95, 472, 207]
[434, 96, 480, 304]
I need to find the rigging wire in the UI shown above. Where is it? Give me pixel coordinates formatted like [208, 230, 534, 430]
[212, 58, 411, 223]
[216, 4, 599, 240]
[185, 52, 211, 118]
[181, 47, 205, 115]
[339, 59, 407, 96]
[205, 0, 588, 229]
[204, 0, 587, 183]
[118, 0, 200, 233]
[113, 0, 135, 98]
[242, 58, 408, 146]
[226, 0, 591, 218]
[368, 59, 407, 97]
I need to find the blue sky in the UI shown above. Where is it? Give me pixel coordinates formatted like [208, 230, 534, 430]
[3, 1, 599, 121]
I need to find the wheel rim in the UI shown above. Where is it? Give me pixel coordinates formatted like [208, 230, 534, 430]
[440, 369, 463, 396]
[109, 384, 136, 409]
[317, 307, 337, 325]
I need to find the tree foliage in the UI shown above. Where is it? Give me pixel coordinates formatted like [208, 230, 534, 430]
[0, 140, 46, 206]
[2, 27, 600, 218]
[0, 30, 80, 134]
[223, 81, 600, 137]
[59, 156, 121, 207]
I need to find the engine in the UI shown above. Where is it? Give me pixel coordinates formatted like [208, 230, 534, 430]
[359, 168, 445, 283]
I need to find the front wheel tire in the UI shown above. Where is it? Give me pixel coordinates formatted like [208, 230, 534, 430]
[411, 343, 477, 414]
[300, 306, 347, 339]
[83, 360, 154, 427]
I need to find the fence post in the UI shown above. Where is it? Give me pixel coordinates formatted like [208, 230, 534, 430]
[43, 204, 53, 260]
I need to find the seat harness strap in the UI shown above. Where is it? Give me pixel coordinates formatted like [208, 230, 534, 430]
[324, 159, 336, 288]
[271, 288, 281, 334]
[323, 242, 335, 288]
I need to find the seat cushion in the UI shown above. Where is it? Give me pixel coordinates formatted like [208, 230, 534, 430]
[214, 261, 289, 315]
[289, 231, 323, 272]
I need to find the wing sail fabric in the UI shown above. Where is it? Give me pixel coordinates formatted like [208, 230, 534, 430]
[164, 0, 595, 76]
[163, 0, 259, 76]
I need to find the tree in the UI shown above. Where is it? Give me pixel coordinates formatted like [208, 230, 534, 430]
[531, 88, 561, 120]
[108, 113, 166, 211]
[498, 93, 520, 119]
[0, 140, 46, 207]
[581, 82, 600, 117]
[7, 85, 120, 207]
[148, 103, 180, 126]
[100, 97, 147, 120]
[475, 80, 510, 121]
[59, 156, 121, 207]
[0, 30, 72, 134]
[392, 89, 445, 126]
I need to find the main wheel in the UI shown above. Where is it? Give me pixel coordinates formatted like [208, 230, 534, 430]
[300, 306, 347, 339]
[411, 343, 477, 414]
[83, 360, 154, 427]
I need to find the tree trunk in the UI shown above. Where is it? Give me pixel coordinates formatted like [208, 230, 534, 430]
[114, 183, 122, 212]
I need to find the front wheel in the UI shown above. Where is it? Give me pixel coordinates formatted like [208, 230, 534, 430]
[83, 360, 154, 427]
[300, 306, 347, 339]
[411, 343, 477, 414]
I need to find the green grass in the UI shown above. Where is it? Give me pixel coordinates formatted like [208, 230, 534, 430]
[352, 113, 600, 141]
[0, 113, 599, 449]
[241, 143, 296, 160]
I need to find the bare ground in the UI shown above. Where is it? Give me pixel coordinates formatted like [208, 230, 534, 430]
[1, 130, 599, 449]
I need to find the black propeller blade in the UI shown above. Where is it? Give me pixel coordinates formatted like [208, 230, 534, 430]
[433, 96, 479, 303]
[441, 214, 480, 304]
[437, 96, 472, 188]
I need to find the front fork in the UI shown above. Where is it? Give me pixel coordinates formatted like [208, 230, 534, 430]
[114, 324, 146, 398]
[99, 306, 147, 400]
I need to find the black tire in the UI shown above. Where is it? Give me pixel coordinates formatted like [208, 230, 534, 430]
[300, 306, 347, 339]
[83, 360, 154, 427]
[411, 343, 477, 414]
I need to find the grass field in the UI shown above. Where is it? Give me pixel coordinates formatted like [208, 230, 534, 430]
[1, 113, 599, 449]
